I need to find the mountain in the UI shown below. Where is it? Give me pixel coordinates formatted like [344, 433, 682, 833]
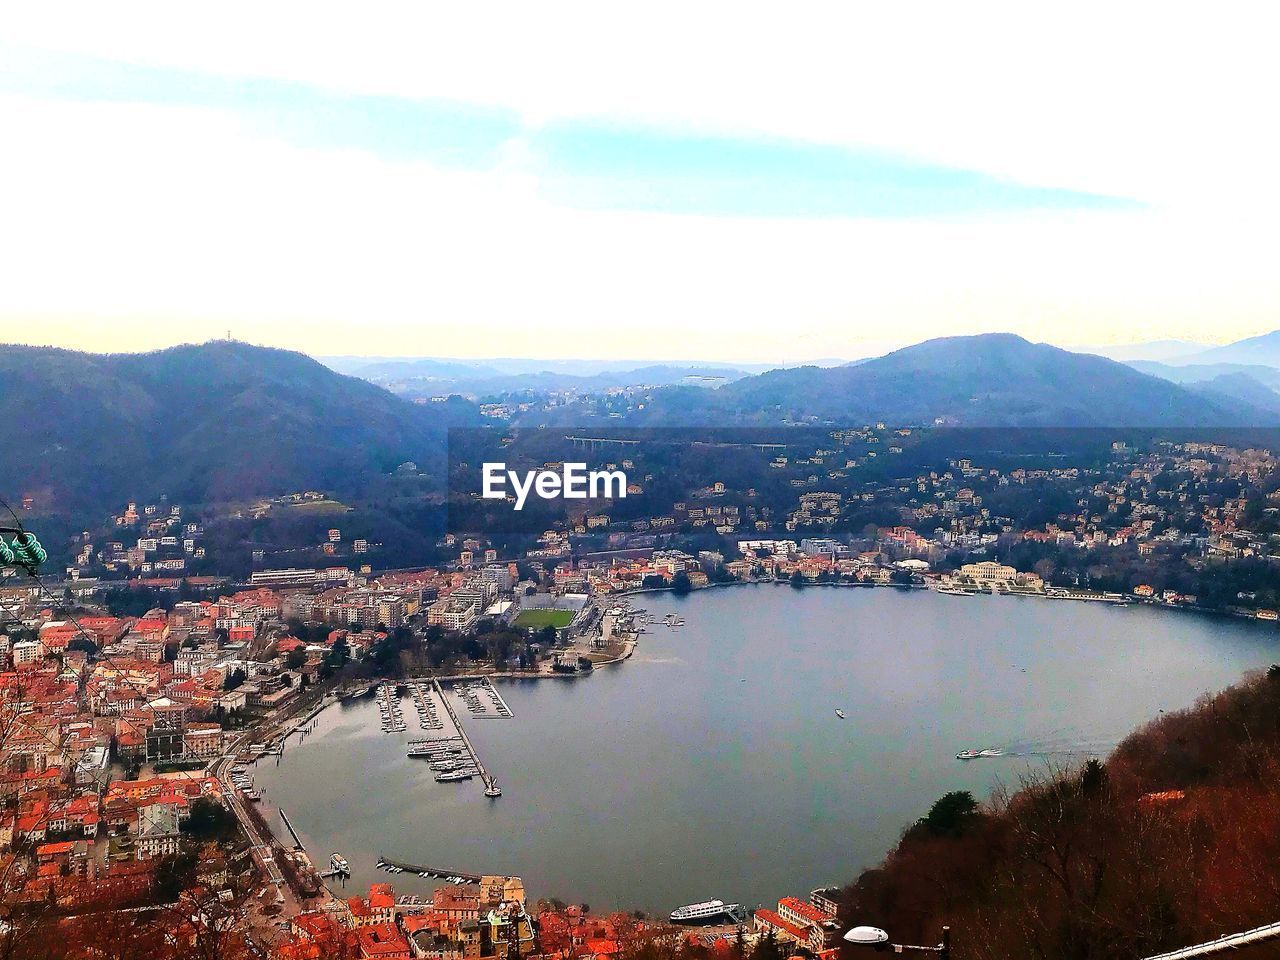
[1172, 329, 1280, 367]
[0, 341, 481, 514]
[1085, 339, 1210, 363]
[1127, 360, 1280, 390]
[373, 364, 752, 398]
[322, 357, 504, 380]
[1187, 373, 1280, 415]
[687, 334, 1275, 427]
[1128, 360, 1280, 414]
[320, 356, 789, 379]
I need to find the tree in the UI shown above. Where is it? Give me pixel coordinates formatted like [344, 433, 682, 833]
[182, 797, 238, 842]
[222, 667, 246, 691]
[1079, 758, 1108, 799]
[919, 790, 979, 837]
[1033, 557, 1058, 584]
[749, 929, 785, 960]
[671, 571, 692, 595]
[153, 851, 198, 902]
[285, 647, 307, 670]
[790, 570, 805, 589]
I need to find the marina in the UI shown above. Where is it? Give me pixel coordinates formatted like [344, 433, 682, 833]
[376, 683, 407, 733]
[453, 677, 514, 719]
[375, 677, 515, 793]
[433, 678, 505, 796]
[408, 681, 445, 731]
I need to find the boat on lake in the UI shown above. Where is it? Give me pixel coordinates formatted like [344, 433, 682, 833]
[670, 899, 746, 924]
[957, 747, 1003, 760]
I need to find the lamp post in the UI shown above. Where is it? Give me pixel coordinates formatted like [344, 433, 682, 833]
[844, 925, 951, 959]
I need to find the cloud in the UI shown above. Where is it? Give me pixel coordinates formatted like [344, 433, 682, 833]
[0, 44, 1137, 218]
[1, 4, 1278, 359]
[7, 3, 1279, 208]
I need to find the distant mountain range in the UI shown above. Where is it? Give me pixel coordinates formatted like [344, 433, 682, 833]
[1126, 360, 1280, 416]
[1173, 330, 1280, 367]
[317, 355, 856, 396]
[635, 334, 1275, 427]
[346, 362, 756, 397]
[0, 341, 480, 514]
[1086, 339, 1211, 363]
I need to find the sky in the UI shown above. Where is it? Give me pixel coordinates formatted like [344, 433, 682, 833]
[2, 3, 1279, 363]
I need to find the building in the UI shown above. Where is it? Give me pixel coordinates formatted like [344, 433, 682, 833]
[12, 641, 40, 667]
[426, 597, 481, 632]
[74, 745, 111, 789]
[145, 697, 187, 762]
[957, 560, 1018, 585]
[183, 722, 224, 759]
[356, 923, 411, 959]
[136, 803, 182, 859]
[478, 875, 525, 907]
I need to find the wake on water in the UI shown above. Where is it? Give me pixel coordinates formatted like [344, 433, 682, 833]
[989, 728, 1118, 760]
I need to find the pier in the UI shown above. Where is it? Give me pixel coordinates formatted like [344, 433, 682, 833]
[450, 676, 514, 720]
[377, 856, 481, 883]
[433, 679, 502, 797]
[278, 808, 305, 851]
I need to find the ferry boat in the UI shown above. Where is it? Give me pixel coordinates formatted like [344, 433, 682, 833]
[330, 854, 350, 874]
[669, 899, 744, 924]
[957, 748, 1004, 760]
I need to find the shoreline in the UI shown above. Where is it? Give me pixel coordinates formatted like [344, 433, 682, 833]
[617, 576, 1277, 627]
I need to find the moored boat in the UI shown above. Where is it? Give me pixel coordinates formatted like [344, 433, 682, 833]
[670, 899, 745, 924]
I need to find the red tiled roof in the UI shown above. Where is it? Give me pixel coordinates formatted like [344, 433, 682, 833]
[755, 910, 810, 943]
[779, 897, 829, 925]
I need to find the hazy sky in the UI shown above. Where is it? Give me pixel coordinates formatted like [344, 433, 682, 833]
[3, 4, 1278, 362]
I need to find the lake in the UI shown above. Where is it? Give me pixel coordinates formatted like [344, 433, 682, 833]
[252, 584, 1280, 913]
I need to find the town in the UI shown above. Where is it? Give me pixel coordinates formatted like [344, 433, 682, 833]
[2, 430, 1280, 956]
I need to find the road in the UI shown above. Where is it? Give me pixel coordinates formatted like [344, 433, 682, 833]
[211, 747, 289, 899]
[208, 694, 346, 930]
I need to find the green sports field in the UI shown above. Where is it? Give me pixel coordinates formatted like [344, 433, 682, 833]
[513, 608, 576, 629]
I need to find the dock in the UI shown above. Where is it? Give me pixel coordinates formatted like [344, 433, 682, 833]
[433, 679, 502, 797]
[475, 678, 513, 718]
[278, 808, 305, 851]
[377, 856, 481, 883]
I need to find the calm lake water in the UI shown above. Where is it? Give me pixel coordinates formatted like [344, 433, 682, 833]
[253, 585, 1280, 913]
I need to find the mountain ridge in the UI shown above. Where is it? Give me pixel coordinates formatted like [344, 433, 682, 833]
[658, 334, 1276, 427]
[0, 340, 480, 514]
[1172, 329, 1280, 367]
